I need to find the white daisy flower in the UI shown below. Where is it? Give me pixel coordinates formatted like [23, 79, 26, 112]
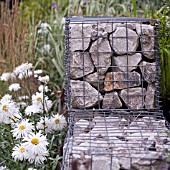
[0, 95, 20, 124]
[50, 114, 67, 131]
[32, 92, 52, 112]
[12, 144, 29, 161]
[13, 63, 33, 79]
[12, 119, 34, 139]
[0, 72, 12, 81]
[25, 105, 42, 115]
[9, 83, 21, 91]
[38, 75, 49, 83]
[1, 94, 12, 101]
[37, 117, 52, 133]
[23, 132, 49, 156]
[28, 168, 37, 170]
[38, 85, 50, 93]
[28, 149, 49, 164]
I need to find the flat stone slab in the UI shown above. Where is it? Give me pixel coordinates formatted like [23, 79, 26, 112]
[70, 80, 103, 108]
[103, 91, 122, 109]
[114, 53, 142, 72]
[120, 87, 146, 109]
[104, 71, 141, 91]
[110, 27, 139, 55]
[136, 24, 155, 59]
[139, 61, 156, 83]
[70, 52, 94, 79]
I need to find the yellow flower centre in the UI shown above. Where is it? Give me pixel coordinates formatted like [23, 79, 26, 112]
[2, 105, 7, 111]
[19, 125, 25, 130]
[31, 138, 39, 145]
[20, 147, 25, 153]
[55, 119, 60, 124]
[36, 97, 42, 102]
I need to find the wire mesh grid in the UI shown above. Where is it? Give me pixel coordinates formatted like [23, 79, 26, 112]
[63, 17, 170, 170]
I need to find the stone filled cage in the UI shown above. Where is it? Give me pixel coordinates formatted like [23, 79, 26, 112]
[63, 17, 170, 170]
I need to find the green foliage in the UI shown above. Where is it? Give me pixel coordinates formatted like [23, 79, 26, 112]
[154, 6, 170, 97]
[20, 0, 68, 23]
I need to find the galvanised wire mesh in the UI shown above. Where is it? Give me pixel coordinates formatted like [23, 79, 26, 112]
[63, 17, 170, 170]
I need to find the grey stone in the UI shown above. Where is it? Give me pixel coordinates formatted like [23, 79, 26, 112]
[70, 80, 103, 108]
[131, 152, 169, 170]
[93, 116, 121, 126]
[120, 87, 146, 109]
[79, 140, 112, 154]
[91, 22, 116, 40]
[91, 156, 120, 170]
[103, 91, 122, 109]
[90, 38, 111, 74]
[91, 52, 111, 74]
[110, 27, 139, 55]
[145, 83, 155, 109]
[90, 37, 111, 53]
[119, 157, 131, 170]
[70, 52, 94, 79]
[74, 119, 91, 136]
[85, 72, 105, 91]
[136, 24, 155, 59]
[104, 71, 141, 91]
[70, 24, 92, 51]
[139, 61, 156, 83]
[114, 53, 142, 72]
[115, 23, 136, 30]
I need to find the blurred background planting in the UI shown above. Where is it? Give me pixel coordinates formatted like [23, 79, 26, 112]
[0, 0, 170, 167]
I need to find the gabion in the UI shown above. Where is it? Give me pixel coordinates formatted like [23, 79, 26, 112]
[63, 17, 170, 170]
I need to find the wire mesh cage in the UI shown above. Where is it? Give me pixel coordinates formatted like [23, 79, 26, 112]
[63, 17, 170, 170]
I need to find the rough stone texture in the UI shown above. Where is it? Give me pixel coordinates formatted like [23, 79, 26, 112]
[145, 83, 155, 109]
[110, 27, 139, 55]
[136, 24, 155, 59]
[139, 61, 156, 83]
[114, 53, 142, 72]
[89, 38, 112, 74]
[91, 52, 111, 74]
[70, 24, 92, 51]
[85, 72, 105, 91]
[70, 80, 103, 108]
[63, 115, 170, 170]
[91, 22, 116, 40]
[104, 71, 141, 91]
[70, 52, 94, 79]
[73, 119, 93, 136]
[131, 152, 169, 170]
[91, 156, 120, 170]
[120, 87, 146, 109]
[90, 37, 111, 53]
[103, 92, 122, 109]
[115, 23, 136, 30]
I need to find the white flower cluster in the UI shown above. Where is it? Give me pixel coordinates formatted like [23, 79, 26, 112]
[0, 94, 21, 124]
[12, 132, 49, 164]
[0, 63, 67, 166]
